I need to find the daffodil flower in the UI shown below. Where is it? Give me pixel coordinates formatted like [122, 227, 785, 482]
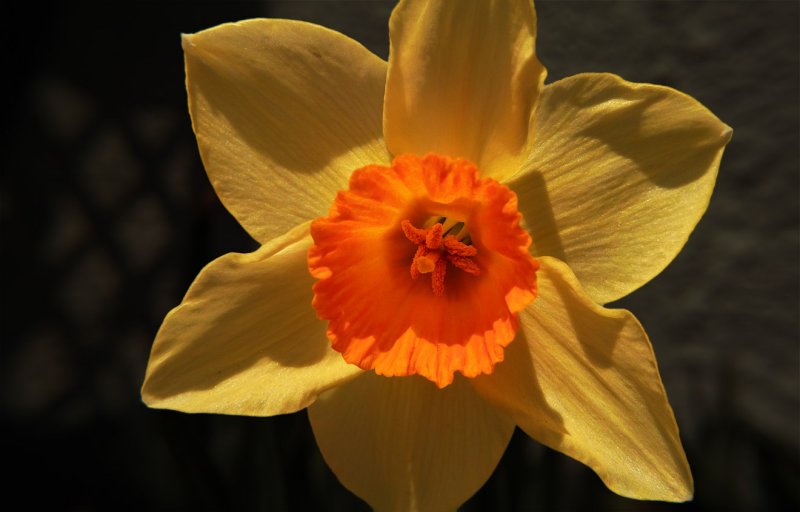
[141, 0, 731, 509]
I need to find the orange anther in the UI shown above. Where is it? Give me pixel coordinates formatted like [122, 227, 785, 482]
[425, 223, 443, 249]
[443, 236, 477, 257]
[401, 220, 427, 245]
[447, 254, 481, 276]
[432, 258, 447, 296]
[409, 246, 425, 279]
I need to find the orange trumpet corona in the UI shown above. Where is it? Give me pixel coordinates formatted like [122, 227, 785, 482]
[308, 154, 539, 387]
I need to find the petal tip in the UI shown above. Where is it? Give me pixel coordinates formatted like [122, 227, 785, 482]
[180, 33, 195, 51]
[666, 484, 694, 504]
[721, 124, 733, 143]
[140, 380, 165, 410]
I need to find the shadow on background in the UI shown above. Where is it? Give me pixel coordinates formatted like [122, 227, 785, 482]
[2, 1, 798, 511]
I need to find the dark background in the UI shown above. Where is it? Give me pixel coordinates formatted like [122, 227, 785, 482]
[3, 1, 798, 510]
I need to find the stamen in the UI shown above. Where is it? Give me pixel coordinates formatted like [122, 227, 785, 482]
[415, 250, 441, 274]
[447, 254, 481, 276]
[425, 223, 443, 249]
[401, 218, 480, 294]
[443, 236, 477, 257]
[409, 246, 425, 279]
[401, 220, 427, 245]
[432, 258, 447, 296]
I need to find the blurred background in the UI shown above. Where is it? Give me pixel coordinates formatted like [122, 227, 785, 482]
[3, 0, 798, 510]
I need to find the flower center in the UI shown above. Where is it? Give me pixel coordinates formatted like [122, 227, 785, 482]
[308, 153, 539, 387]
[401, 218, 480, 296]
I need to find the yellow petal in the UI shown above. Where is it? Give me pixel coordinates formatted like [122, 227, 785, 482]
[184, 19, 390, 244]
[509, 73, 731, 304]
[472, 256, 693, 502]
[384, 0, 546, 181]
[308, 373, 514, 511]
[141, 223, 362, 416]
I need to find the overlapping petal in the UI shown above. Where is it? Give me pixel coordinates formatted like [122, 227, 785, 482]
[472, 257, 692, 501]
[183, 19, 390, 244]
[308, 372, 514, 511]
[384, 0, 546, 181]
[141, 224, 362, 416]
[509, 73, 731, 304]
